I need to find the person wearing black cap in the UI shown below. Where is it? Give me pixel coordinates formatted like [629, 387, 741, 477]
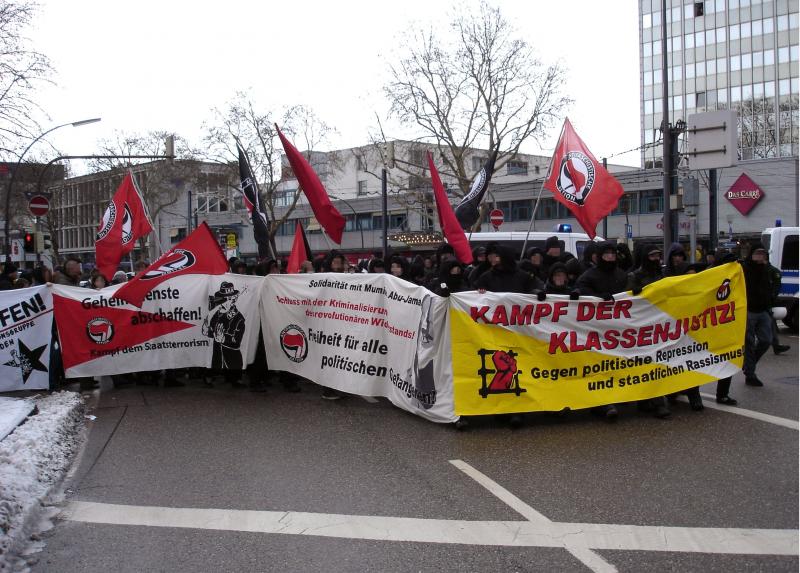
[0, 263, 18, 290]
[627, 245, 663, 294]
[519, 246, 547, 282]
[575, 241, 629, 301]
[664, 243, 688, 277]
[741, 242, 775, 387]
[467, 246, 490, 288]
[542, 236, 562, 272]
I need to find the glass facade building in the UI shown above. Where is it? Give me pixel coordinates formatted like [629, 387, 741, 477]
[639, 0, 799, 167]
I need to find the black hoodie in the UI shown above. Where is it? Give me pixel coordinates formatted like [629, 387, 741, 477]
[476, 245, 542, 293]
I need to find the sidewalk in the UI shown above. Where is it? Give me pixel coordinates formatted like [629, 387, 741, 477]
[0, 391, 84, 570]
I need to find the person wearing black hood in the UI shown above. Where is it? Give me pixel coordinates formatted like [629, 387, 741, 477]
[580, 241, 600, 273]
[467, 247, 491, 288]
[615, 243, 634, 272]
[475, 243, 542, 294]
[519, 246, 547, 282]
[540, 262, 573, 296]
[627, 246, 663, 293]
[710, 248, 739, 404]
[575, 242, 632, 421]
[0, 263, 18, 290]
[575, 241, 629, 300]
[564, 257, 583, 288]
[388, 256, 410, 281]
[542, 236, 562, 273]
[434, 260, 468, 296]
[665, 243, 688, 276]
[741, 242, 776, 387]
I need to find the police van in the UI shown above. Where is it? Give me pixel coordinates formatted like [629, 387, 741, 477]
[761, 226, 799, 331]
[466, 224, 604, 259]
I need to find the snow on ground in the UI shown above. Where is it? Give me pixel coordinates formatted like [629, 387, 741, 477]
[0, 392, 85, 571]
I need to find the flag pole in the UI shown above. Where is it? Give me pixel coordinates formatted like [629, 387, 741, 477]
[520, 179, 546, 262]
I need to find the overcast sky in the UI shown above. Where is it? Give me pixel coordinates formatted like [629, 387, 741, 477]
[28, 0, 641, 173]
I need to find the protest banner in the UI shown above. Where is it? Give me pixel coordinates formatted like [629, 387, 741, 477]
[448, 263, 746, 415]
[261, 273, 456, 423]
[0, 286, 53, 391]
[52, 274, 261, 378]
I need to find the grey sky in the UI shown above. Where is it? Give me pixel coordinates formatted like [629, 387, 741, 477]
[29, 0, 641, 172]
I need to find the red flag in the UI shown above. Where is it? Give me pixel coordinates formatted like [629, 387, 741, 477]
[543, 118, 623, 239]
[427, 152, 473, 265]
[95, 172, 153, 279]
[275, 126, 345, 244]
[112, 221, 227, 307]
[286, 221, 312, 274]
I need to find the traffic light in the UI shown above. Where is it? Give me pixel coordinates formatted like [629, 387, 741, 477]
[23, 232, 34, 253]
[34, 232, 44, 253]
[42, 233, 52, 251]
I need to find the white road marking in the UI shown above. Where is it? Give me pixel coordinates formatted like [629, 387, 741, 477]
[361, 396, 379, 403]
[687, 393, 800, 431]
[450, 459, 617, 573]
[62, 501, 799, 556]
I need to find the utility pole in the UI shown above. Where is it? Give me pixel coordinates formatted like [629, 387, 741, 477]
[660, 0, 672, 255]
[381, 168, 388, 260]
[602, 157, 608, 239]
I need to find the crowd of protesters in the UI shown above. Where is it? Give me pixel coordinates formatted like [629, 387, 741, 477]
[0, 233, 790, 430]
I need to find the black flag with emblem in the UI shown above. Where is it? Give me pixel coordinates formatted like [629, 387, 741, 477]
[236, 139, 274, 259]
[454, 150, 498, 231]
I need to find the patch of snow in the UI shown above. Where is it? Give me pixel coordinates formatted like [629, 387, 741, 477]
[0, 392, 84, 571]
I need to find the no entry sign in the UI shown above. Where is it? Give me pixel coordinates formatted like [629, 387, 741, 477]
[28, 195, 50, 217]
[489, 208, 504, 229]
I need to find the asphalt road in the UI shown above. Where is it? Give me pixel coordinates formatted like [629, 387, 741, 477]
[27, 330, 799, 573]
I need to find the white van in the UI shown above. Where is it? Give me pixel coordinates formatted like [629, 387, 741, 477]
[466, 229, 604, 260]
[761, 226, 799, 331]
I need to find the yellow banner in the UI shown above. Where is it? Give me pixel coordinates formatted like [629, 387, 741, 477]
[449, 263, 746, 415]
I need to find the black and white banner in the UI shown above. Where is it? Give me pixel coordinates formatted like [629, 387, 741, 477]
[0, 286, 53, 391]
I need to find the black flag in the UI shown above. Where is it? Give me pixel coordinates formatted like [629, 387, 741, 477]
[454, 150, 498, 230]
[235, 139, 273, 259]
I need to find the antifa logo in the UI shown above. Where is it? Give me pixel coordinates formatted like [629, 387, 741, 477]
[556, 151, 596, 205]
[121, 205, 134, 245]
[280, 325, 308, 363]
[86, 318, 114, 344]
[141, 249, 196, 280]
[477, 348, 526, 398]
[716, 279, 732, 301]
[96, 203, 117, 241]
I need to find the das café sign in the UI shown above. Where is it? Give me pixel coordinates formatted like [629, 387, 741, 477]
[726, 173, 765, 215]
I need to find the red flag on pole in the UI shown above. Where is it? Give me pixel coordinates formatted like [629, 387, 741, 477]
[286, 221, 312, 274]
[112, 221, 227, 307]
[427, 152, 473, 265]
[275, 126, 345, 244]
[95, 171, 153, 279]
[543, 118, 623, 239]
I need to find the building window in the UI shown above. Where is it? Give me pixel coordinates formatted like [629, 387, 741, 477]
[639, 190, 664, 214]
[472, 156, 488, 171]
[694, 2, 704, 17]
[696, 91, 707, 108]
[357, 180, 368, 196]
[274, 189, 296, 207]
[372, 213, 408, 231]
[506, 160, 528, 176]
[346, 213, 372, 232]
[610, 193, 638, 216]
[356, 154, 366, 171]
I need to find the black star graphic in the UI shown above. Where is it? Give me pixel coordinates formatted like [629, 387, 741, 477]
[16, 340, 48, 383]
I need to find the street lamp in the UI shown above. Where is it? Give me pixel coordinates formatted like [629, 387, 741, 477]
[4, 117, 101, 261]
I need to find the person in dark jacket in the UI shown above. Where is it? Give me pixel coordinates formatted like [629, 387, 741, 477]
[0, 263, 18, 290]
[665, 242, 688, 276]
[741, 243, 775, 387]
[519, 246, 546, 282]
[389, 256, 410, 281]
[467, 248, 491, 288]
[575, 242, 630, 421]
[541, 262, 573, 296]
[476, 243, 542, 294]
[615, 243, 634, 272]
[575, 241, 629, 300]
[564, 257, 583, 288]
[542, 236, 562, 273]
[434, 260, 468, 296]
[627, 246, 663, 293]
[711, 248, 739, 405]
[580, 241, 599, 273]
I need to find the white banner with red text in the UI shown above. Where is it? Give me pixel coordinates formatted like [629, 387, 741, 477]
[0, 285, 53, 391]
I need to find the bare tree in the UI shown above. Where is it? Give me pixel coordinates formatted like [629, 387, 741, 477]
[201, 92, 337, 254]
[0, 0, 53, 158]
[382, 1, 570, 228]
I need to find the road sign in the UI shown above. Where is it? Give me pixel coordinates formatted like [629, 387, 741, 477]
[28, 195, 50, 217]
[686, 110, 737, 170]
[489, 209, 504, 229]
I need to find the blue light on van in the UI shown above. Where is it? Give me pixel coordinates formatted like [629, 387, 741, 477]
[552, 223, 572, 233]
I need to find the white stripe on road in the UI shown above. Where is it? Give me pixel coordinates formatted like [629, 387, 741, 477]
[690, 393, 799, 431]
[361, 396, 379, 403]
[62, 501, 798, 557]
[450, 459, 616, 573]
